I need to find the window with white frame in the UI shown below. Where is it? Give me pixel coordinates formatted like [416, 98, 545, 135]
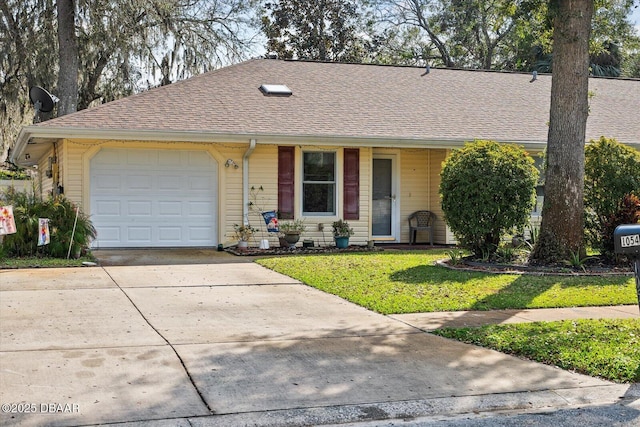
[303, 151, 336, 215]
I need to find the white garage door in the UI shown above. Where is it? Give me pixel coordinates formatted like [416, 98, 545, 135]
[90, 148, 218, 248]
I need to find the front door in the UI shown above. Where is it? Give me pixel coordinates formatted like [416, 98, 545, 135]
[372, 155, 398, 240]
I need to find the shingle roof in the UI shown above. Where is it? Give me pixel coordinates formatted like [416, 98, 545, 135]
[24, 58, 640, 145]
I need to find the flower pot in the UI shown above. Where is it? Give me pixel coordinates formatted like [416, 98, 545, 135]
[283, 232, 301, 245]
[334, 236, 349, 249]
[259, 239, 270, 249]
[237, 241, 249, 250]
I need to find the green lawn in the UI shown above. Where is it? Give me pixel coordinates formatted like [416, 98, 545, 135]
[433, 319, 640, 383]
[258, 250, 639, 383]
[256, 250, 637, 314]
[0, 256, 95, 269]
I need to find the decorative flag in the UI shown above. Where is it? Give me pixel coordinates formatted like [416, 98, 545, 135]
[38, 218, 50, 246]
[262, 211, 279, 233]
[0, 206, 17, 235]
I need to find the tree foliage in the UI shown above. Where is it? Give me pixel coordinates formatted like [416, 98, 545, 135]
[372, 0, 640, 74]
[439, 140, 538, 257]
[601, 193, 640, 261]
[584, 137, 640, 255]
[261, 0, 372, 61]
[431, 0, 544, 70]
[1, 0, 258, 160]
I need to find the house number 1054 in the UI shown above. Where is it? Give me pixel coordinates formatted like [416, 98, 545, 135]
[620, 234, 640, 248]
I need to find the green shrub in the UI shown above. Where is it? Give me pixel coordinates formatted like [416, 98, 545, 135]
[0, 187, 96, 258]
[601, 193, 640, 261]
[584, 137, 640, 252]
[439, 140, 538, 257]
[0, 169, 31, 180]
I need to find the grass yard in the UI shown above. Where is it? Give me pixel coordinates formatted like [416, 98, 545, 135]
[433, 319, 640, 383]
[256, 250, 637, 314]
[0, 256, 95, 269]
[258, 250, 639, 383]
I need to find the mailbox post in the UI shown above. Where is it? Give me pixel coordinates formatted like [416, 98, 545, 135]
[614, 224, 640, 310]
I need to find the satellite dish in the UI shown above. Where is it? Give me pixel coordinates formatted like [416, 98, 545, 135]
[29, 86, 59, 113]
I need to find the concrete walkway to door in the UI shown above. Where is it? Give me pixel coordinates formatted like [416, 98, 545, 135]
[1, 258, 638, 426]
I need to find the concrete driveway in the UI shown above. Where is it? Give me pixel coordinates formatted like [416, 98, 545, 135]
[0, 262, 637, 426]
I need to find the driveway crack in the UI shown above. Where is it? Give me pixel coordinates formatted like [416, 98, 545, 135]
[101, 267, 214, 414]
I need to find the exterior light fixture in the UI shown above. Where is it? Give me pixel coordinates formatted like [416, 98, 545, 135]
[225, 159, 239, 169]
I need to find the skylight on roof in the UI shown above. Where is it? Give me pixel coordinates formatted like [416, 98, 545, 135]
[259, 84, 292, 96]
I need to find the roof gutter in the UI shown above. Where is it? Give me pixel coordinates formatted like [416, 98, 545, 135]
[10, 126, 550, 161]
[242, 139, 257, 226]
[11, 125, 638, 166]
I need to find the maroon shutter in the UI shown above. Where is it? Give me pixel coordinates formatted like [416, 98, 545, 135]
[343, 148, 360, 220]
[278, 146, 295, 219]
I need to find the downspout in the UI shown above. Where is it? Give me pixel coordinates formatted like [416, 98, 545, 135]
[242, 139, 257, 225]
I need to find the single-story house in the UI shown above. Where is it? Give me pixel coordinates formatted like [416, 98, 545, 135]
[9, 59, 640, 248]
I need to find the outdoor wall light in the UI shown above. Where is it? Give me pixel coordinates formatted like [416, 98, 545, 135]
[225, 159, 239, 169]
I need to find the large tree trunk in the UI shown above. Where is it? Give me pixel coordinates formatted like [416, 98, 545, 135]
[56, 0, 78, 116]
[530, 0, 593, 264]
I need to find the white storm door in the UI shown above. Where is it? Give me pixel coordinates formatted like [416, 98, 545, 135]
[90, 148, 217, 248]
[372, 155, 399, 241]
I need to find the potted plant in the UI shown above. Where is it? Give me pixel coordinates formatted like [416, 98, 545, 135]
[233, 223, 257, 250]
[278, 219, 305, 247]
[332, 219, 354, 249]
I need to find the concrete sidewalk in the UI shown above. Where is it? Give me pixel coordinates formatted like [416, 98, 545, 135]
[1, 264, 638, 427]
[392, 305, 639, 330]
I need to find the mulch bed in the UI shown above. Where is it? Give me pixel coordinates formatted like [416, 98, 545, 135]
[225, 244, 636, 278]
[225, 244, 383, 256]
[437, 257, 634, 276]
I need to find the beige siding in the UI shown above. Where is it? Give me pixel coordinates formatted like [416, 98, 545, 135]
[49, 140, 494, 248]
[429, 149, 452, 244]
[356, 147, 371, 244]
[37, 147, 56, 198]
[218, 145, 246, 245]
[63, 139, 84, 204]
[245, 145, 371, 247]
[400, 149, 430, 242]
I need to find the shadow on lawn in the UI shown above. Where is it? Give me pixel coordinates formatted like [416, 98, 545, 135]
[392, 262, 634, 329]
[390, 264, 558, 311]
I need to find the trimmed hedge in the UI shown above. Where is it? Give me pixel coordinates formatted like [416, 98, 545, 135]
[439, 140, 538, 257]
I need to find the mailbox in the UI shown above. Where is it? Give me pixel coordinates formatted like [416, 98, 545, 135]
[614, 224, 640, 256]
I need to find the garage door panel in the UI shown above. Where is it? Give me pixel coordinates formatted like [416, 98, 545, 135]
[189, 227, 214, 241]
[126, 175, 152, 190]
[128, 227, 152, 243]
[95, 200, 121, 216]
[158, 201, 182, 216]
[91, 148, 218, 248]
[94, 174, 121, 191]
[189, 202, 213, 216]
[98, 227, 121, 243]
[158, 227, 182, 242]
[189, 177, 214, 191]
[128, 201, 152, 216]
[127, 151, 157, 166]
[158, 175, 183, 190]
[158, 150, 179, 166]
